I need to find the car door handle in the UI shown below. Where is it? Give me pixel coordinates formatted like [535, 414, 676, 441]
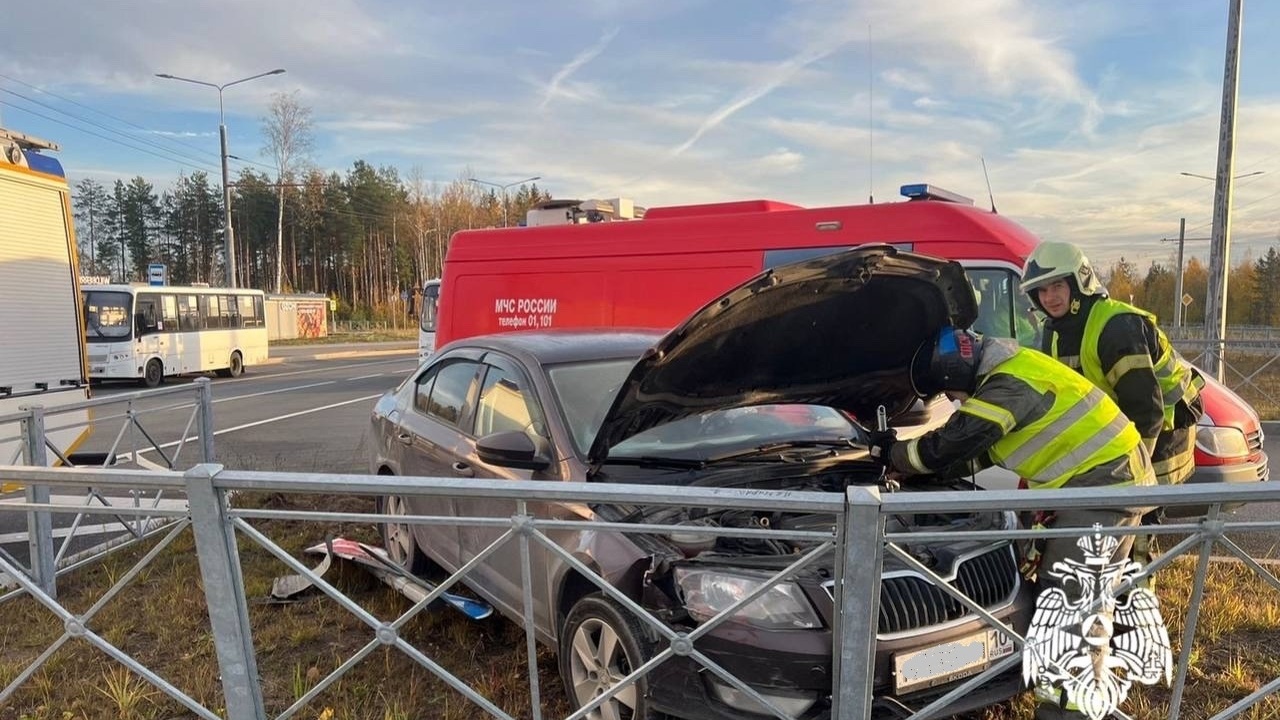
[452, 461, 474, 477]
[396, 432, 414, 445]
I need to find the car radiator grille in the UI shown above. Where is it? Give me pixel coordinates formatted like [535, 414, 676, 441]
[876, 545, 1019, 634]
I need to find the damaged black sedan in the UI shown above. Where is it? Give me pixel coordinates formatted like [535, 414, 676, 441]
[369, 246, 1032, 719]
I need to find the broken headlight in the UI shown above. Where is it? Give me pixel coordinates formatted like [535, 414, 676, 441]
[674, 567, 820, 630]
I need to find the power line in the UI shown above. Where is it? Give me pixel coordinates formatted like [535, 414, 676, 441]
[0, 72, 279, 173]
[0, 100, 220, 174]
[0, 73, 220, 158]
[1, 87, 219, 169]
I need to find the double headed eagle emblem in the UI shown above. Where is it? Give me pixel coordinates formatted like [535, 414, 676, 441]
[1022, 527, 1173, 720]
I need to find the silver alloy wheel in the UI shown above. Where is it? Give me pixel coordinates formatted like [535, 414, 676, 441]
[382, 495, 416, 568]
[568, 617, 638, 720]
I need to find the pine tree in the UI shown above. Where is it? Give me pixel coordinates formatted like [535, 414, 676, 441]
[72, 179, 109, 276]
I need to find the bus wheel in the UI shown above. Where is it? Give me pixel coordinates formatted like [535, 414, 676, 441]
[218, 351, 244, 378]
[140, 359, 163, 388]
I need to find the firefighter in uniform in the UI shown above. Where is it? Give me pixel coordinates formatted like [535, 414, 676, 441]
[1019, 242, 1204, 565]
[867, 327, 1155, 719]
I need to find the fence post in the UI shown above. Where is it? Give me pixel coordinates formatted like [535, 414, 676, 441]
[195, 378, 217, 464]
[186, 463, 265, 719]
[832, 485, 885, 720]
[20, 404, 57, 599]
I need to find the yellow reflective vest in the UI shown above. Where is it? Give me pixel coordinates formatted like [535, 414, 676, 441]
[978, 348, 1142, 489]
[1053, 298, 1198, 431]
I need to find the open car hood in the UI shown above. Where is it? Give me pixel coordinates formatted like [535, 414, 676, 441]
[588, 245, 978, 465]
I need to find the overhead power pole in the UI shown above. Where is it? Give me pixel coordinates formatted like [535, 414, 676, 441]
[1203, 0, 1244, 381]
[1174, 218, 1186, 328]
[1161, 220, 1211, 329]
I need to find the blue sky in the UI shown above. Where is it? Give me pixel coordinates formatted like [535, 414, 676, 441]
[2, 0, 1278, 269]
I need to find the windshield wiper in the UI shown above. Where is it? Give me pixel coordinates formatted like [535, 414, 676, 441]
[600, 455, 708, 470]
[703, 438, 864, 464]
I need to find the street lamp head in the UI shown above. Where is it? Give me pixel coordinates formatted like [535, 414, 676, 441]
[155, 73, 175, 79]
[1180, 170, 1266, 181]
[268, 68, 287, 76]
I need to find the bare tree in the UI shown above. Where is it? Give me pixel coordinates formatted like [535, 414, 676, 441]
[262, 91, 313, 292]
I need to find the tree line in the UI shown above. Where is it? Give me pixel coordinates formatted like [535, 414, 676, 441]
[71, 93, 549, 321]
[1103, 247, 1280, 327]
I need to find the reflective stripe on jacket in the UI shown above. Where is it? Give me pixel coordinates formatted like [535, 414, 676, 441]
[1053, 298, 1198, 431]
[979, 347, 1142, 490]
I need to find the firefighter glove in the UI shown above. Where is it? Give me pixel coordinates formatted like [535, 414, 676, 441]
[867, 429, 897, 467]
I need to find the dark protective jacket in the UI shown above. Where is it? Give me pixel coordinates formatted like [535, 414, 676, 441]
[887, 339, 1154, 491]
[1042, 296, 1203, 485]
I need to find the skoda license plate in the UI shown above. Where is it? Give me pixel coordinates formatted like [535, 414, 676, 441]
[893, 629, 1015, 694]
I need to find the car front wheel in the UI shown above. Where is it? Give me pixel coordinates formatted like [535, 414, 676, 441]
[376, 494, 432, 575]
[560, 593, 659, 720]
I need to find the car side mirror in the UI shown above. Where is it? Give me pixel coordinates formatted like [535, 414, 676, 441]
[477, 430, 551, 471]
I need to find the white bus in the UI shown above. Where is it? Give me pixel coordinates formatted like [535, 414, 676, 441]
[82, 284, 269, 387]
[418, 277, 441, 362]
[1, 127, 92, 476]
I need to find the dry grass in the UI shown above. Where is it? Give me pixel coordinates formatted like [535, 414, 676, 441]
[0, 491, 568, 720]
[3, 496, 1280, 720]
[271, 329, 417, 347]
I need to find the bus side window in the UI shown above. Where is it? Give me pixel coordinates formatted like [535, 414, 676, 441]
[161, 295, 179, 333]
[180, 295, 200, 331]
[221, 295, 240, 328]
[136, 298, 159, 336]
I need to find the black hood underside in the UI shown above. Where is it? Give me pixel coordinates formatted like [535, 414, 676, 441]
[589, 245, 978, 464]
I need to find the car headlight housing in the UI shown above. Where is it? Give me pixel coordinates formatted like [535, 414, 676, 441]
[1196, 426, 1250, 459]
[674, 567, 820, 630]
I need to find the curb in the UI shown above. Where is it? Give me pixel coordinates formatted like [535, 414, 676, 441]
[259, 348, 417, 366]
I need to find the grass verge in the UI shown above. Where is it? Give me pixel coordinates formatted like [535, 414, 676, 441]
[2, 496, 1278, 719]
[272, 329, 417, 346]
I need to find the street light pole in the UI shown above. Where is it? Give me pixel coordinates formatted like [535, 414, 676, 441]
[468, 176, 541, 227]
[156, 68, 286, 288]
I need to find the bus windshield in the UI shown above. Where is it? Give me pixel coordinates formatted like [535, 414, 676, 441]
[83, 290, 134, 342]
[420, 281, 440, 333]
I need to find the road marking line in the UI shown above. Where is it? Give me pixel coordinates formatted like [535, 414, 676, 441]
[215, 380, 336, 404]
[238, 358, 413, 383]
[133, 454, 168, 471]
[347, 373, 386, 381]
[0, 521, 165, 544]
[74, 392, 387, 469]
[211, 394, 384, 436]
[0, 494, 186, 509]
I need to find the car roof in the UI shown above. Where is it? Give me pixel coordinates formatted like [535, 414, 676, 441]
[446, 329, 664, 365]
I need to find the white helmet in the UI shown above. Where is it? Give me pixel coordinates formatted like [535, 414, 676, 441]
[1020, 241, 1105, 299]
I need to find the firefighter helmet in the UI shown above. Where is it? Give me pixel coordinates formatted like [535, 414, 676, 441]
[910, 327, 985, 397]
[1019, 241, 1105, 298]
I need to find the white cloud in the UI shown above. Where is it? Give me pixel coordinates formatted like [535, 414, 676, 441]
[540, 27, 620, 110]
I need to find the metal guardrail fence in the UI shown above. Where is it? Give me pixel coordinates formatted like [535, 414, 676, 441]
[1172, 341, 1280, 411]
[0, 461, 1277, 720]
[0, 379, 215, 599]
[1163, 326, 1280, 343]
